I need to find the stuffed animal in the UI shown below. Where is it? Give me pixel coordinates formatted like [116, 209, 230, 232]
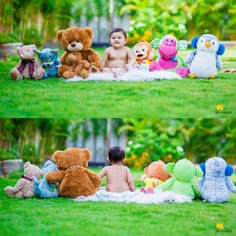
[46, 147, 101, 198]
[33, 160, 59, 198]
[185, 34, 225, 79]
[157, 158, 203, 198]
[198, 157, 236, 203]
[140, 175, 158, 194]
[140, 160, 171, 194]
[4, 161, 43, 198]
[35, 48, 60, 78]
[57, 27, 101, 79]
[132, 42, 154, 70]
[10, 44, 45, 80]
[149, 35, 189, 77]
[142, 160, 172, 181]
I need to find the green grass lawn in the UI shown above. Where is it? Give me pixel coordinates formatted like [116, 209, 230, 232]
[1, 169, 236, 236]
[0, 49, 235, 118]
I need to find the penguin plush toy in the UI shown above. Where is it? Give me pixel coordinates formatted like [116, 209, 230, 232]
[186, 34, 225, 79]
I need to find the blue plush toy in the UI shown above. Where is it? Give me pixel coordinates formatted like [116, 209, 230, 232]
[35, 48, 60, 79]
[33, 160, 59, 198]
[185, 34, 225, 79]
[198, 157, 236, 203]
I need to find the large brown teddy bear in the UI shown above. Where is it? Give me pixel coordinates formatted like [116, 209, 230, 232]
[57, 27, 101, 79]
[46, 147, 101, 198]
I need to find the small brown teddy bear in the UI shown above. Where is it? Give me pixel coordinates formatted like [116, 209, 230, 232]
[4, 161, 43, 198]
[142, 160, 172, 182]
[10, 44, 45, 80]
[46, 147, 101, 198]
[57, 27, 101, 79]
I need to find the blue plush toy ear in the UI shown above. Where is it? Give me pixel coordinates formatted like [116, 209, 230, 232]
[225, 164, 234, 176]
[191, 37, 199, 48]
[199, 163, 205, 175]
[217, 44, 225, 55]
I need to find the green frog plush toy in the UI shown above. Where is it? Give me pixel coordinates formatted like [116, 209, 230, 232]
[157, 158, 203, 198]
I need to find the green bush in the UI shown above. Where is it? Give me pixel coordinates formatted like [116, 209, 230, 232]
[126, 129, 185, 168]
[22, 25, 42, 46]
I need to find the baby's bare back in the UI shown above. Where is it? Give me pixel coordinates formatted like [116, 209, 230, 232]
[105, 165, 132, 192]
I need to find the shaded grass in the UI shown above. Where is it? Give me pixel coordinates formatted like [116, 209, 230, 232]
[0, 51, 236, 118]
[1, 169, 236, 236]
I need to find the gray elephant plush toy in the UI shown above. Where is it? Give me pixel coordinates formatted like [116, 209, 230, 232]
[198, 157, 236, 203]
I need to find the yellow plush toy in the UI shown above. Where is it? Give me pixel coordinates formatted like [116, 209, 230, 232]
[140, 174, 161, 194]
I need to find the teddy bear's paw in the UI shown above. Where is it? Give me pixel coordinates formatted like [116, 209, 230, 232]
[63, 71, 76, 79]
[11, 70, 23, 80]
[90, 66, 99, 73]
[4, 187, 15, 196]
[80, 70, 89, 79]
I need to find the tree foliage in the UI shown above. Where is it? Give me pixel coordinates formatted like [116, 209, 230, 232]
[1, 118, 235, 167]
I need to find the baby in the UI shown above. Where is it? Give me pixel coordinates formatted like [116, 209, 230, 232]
[98, 146, 136, 193]
[100, 28, 136, 78]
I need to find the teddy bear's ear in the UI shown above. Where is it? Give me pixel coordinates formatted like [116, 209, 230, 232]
[84, 27, 94, 39]
[166, 163, 175, 174]
[29, 44, 36, 50]
[57, 30, 64, 41]
[225, 164, 234, 176]
[24, 161, 30, 168]
[82, 148, 91, 161]
[16, 46, 22, 54]
[52, 150, 63, 161]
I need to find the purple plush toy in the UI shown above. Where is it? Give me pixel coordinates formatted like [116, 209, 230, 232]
[149, 35, 189, 78]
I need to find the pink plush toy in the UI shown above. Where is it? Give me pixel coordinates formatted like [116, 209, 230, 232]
[149, 35, 189, 77]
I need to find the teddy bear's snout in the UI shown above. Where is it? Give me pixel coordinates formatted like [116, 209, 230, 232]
[71, 42, 76, 47]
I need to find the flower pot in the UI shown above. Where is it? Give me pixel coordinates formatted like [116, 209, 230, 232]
[1, 159, 23, 176]
[0, 42, 22, 59]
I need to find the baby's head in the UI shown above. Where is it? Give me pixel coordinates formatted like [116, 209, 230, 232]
[109, 28, 127, 39]
[109, 28, 127, 48]
[108, 146, 125, 164]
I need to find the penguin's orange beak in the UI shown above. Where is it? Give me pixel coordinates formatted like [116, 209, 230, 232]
[205, 42, 211, 47]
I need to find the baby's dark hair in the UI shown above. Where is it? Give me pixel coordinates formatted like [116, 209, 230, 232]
[108, 146, 125, 163]
[109, 28, 127, 39]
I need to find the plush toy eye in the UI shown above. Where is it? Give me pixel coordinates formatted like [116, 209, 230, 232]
[142, 48, 145, 51]
[211, 39, 217, 45]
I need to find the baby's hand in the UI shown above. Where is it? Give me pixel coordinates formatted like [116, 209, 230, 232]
[123, 65, 130, 71]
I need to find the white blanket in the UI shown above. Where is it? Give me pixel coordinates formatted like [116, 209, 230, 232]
[73, 189, 192, 204]
[65, 70, 181, 82]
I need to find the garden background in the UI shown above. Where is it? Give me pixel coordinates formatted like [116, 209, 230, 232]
[1, 0, 236, 46]
[1, 118, 236, 167]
